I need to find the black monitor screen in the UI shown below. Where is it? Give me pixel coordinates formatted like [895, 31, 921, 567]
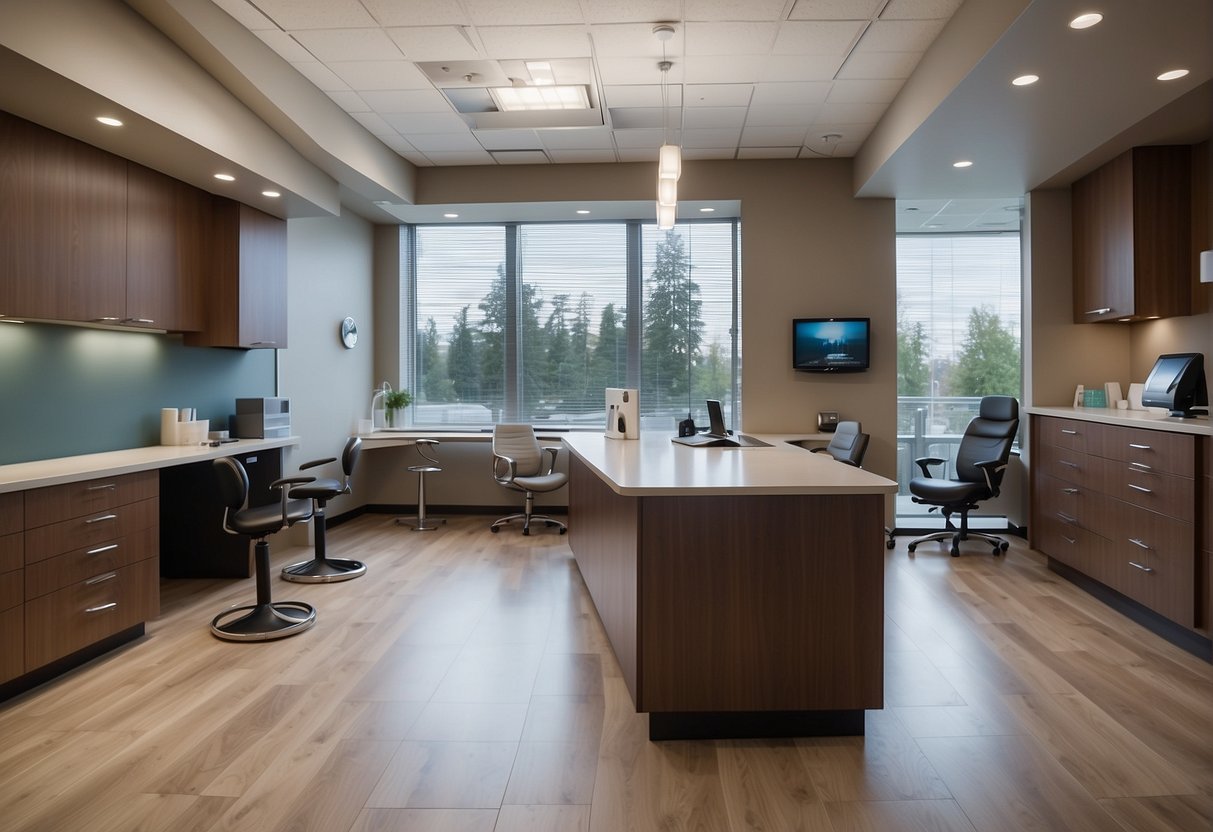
[1141, 353, 1208, 417]
[792, 318, 870, 372]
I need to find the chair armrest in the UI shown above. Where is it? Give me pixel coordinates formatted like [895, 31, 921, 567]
[541, 446, 559, 475]
[914, 457, 945, 478]
[416, 438, 439, 446]
[973, 459, 1007, 493]
[492, 453, 518, 484]
[298, 456, 336, 471]
[270, 475, 317, 490]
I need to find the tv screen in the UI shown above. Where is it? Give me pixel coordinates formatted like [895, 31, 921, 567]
[1141, 352, 1208, 417]
[793, 318, 870, 372]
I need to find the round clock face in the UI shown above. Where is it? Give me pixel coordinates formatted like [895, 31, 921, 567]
[340, 317, 358, 349]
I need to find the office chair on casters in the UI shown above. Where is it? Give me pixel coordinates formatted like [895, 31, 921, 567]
[906, 396, 1019, 558]
[810, 420, 869, 467]
[211, 457, 317, 641]
[490, 424, 568, 536]
[281, 437, 367, 582]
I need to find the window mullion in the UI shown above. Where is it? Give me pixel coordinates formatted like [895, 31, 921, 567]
[504, 224, 520, 422]
[625, 222, 642, 389]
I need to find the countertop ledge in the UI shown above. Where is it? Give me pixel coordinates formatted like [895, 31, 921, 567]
[0, 436, 301, 494]
[1026, 406, 1212, 436]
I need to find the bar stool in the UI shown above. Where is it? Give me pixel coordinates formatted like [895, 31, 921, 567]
[396, 438, 446, 531]
[281, 437, 368, 582]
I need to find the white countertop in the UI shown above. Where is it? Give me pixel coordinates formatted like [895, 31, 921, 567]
[1026, 406, 1213, 436]
[562, 431, 897, 497]
[0, 436, 301, 494]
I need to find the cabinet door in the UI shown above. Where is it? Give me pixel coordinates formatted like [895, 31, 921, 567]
[0, 112, 127, 322]
[1072, 150, 1134, 321]
[237, 204, 287, 348]
[126, 165, 206, 332]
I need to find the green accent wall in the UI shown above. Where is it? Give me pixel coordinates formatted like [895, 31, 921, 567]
[0, 321, 276, 465]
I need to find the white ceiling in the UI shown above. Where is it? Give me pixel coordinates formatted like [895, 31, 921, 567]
[213, 0, 965, 167]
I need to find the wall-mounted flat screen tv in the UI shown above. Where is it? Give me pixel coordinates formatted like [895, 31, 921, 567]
[792, 317, 870, 372]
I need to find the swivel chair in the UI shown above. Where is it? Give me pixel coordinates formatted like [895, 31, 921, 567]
[906, 396, 1019, 557]
[396, 438, 446, 531]
[490, 424, 568, 535]
[282, 437, 367, 582]
[809, 420, 869, 467]
[211, 457, 317, 641]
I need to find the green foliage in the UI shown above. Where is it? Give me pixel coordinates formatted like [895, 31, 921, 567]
[642, 230, 703, 409]
[897, 311, 931, 397]
[447, 306, 479, 402]
[384, 388, 412, 410]
[950, 305, 1020, 397]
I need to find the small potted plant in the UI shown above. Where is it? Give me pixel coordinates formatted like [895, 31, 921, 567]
[383, 388, 412, 427]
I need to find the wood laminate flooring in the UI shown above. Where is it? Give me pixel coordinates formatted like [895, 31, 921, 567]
[0, 515, 1209, 831]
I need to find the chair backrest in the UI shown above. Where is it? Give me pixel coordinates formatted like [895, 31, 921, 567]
[493, 424, 543, 477]
[342, 436, 362, 477]
[823, 421, 869, 466]
[213, 457, 249, 510]
[955, 396, 1019, 488]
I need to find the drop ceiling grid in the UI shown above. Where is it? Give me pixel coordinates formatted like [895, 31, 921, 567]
[233, 0, 960, 166]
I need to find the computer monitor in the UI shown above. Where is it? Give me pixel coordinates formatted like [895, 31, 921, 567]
[1141, 353, 1208, 417]
[705, 399, 729, 437]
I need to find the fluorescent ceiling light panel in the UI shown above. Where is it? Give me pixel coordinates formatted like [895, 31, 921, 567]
[490, 85, 590, 111]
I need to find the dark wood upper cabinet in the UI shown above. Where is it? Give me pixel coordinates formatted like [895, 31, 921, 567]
[0, 111, 127, 322]
[184, 200, 287, 349]
[1072, 145, 1192, 322]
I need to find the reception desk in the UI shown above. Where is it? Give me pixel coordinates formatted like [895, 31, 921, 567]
[562, 432, 897, 739]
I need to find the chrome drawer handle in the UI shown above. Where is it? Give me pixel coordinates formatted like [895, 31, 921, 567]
[85, 483, 117, 492]
[1059, 460, 1078, 468]
[1060, 429, 1078, 435]
[1062, 487, 1079, 494]
[1062, 534, 1077, 544]
[249, 341, 277, 346]
[1128, 443, 1151, 450]
[1128, 560, 1155, 574]
[1085, 307, 1112, 315]
[124, 318, 155, 325]
[1057, 512, 1077, 524]
[1128, 538, 1150, 550]
[86, 544, 119, 556]
[1128, 462, 1152, 471]
[1127, 484, 1152, 494]
[85, 513, 117, 524]
[85, 602, 118, 614]
[84, 572, 118, 586]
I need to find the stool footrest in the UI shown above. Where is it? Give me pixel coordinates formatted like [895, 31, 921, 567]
[281, 557, 367, 583]
[211, 601, 316, 641]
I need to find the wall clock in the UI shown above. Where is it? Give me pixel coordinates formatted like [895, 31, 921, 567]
[340, 316, 359, 349]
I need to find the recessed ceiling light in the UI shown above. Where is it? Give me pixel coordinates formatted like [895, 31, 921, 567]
[443, 213, 459, 218]
[1157, 69, 1189, 81]
[96, 116, 123, 127]
[699, 207, 715, 213]
[1012, 74, 1039, 86]
[903, 206, 920, 212]
[262, 190, 280, 198]
[1069, 12, 1102, 29]
[952, 160, 973, 168]
[214, 173, 235, 182]
[576, 209, 590, 214]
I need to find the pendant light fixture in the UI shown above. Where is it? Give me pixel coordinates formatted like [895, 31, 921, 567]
[654, 24, 680, 230]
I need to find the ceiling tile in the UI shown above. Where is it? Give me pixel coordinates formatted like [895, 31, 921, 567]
[386, 27, 482, 61]
[741, 125, 809, 145]
[612, 128, 667, 148]
[771, 20, 865, 55]
[538, 127, 617, 149]
[683, 84, 754, 107]
[681, 127, 742, 148]
[473, 129, 543, 150]
[759, 54, 845, 81]
[585, 0, 683, 24]
[589, 23, 685, 58]
[685, 22, 778, 56]
[407, 132, 484, 151]
[254, 30, 314, 63]
[477, 26, 592, 59]
[683, 55, 768, 84]
[597, 57, 685, 85]
[602, 84, 683, 108]
[789, 0, 883, 20]
[610, 108, 664, 129]
[490, 150, 551, 164]
[880, 0, 964, 20]
[744, 104, 820, 125]
[685, 0, 787, 22]
[328, 60, 432, 90]
[616, 147, 656, 162]
[398, 152, 433, 166]
[751, 82, 831, 106]
[816, 100, 886, 122]
[803, 122, 876, 143]
[211, 0, 276, 30]
[836, 50, 922, 79]
[350, 111, 397, 135]
[682, 147, 735, 159]
[683, 107, 747, 129]
[856, 18, 946, 52]
[325, 90, 371, 111]
[384, 111, 471, 133]
[422, 149, 496, 164]
[462, 0, 584, 26]
[546, 148, 619, 162]
[376, 133, 417, 153]
[252, 0, 378, 30]
[360, 88, 453, 113]
[737, 146, 800, 158]
[291, 61, 351, 91]
[361, 0, 469, 26]
[826, 79, 905, 104]
[292, 29, 405, 62]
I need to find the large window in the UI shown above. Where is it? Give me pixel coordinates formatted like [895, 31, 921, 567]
[404, 220, 740, 430]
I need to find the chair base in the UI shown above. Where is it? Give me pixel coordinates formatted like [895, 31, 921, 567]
[490, 512, 567, 536]
[395, 515, 446, 531]
[211, 601, 317, 641]
[280, 557, 367, 583]
[906, 529, 1008, 557]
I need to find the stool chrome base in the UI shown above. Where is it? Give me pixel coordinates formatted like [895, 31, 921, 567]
[281, 557, 367, 582]
[211, 601, 316, 641]
[395, 515, 446, 531]
[490, 512, 567, 536]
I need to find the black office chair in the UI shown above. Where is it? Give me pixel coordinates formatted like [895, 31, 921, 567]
[490, 424, 568, 535]
[281, 437, 367, 582]
[906, 396, 1019, 557]
[810, 420, 869, 467]
[211, 457, 317, 640]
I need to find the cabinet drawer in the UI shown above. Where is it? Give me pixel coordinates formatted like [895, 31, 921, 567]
[1105, 464, 1195, 523]
[1202, 476, 1211, 554]
[1099, 426, 1195, 477]
[0, 492, 21, 536]
[1037, 449, 1103, 491]
[0, 569, 22, 612]
[1039, 515, 1108, 575]
[24, 497, 158, 564]
[1037, 417, 1102, 453]
[1109, 502, 1194, 625]
[25, 525, 157, 600]
[1035, 474, 1111, 530]
[0, 532, 21, 574]
[24, 471, 157, 528]
[24, 557, 158, 670]
[0, 606, 22, 685]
